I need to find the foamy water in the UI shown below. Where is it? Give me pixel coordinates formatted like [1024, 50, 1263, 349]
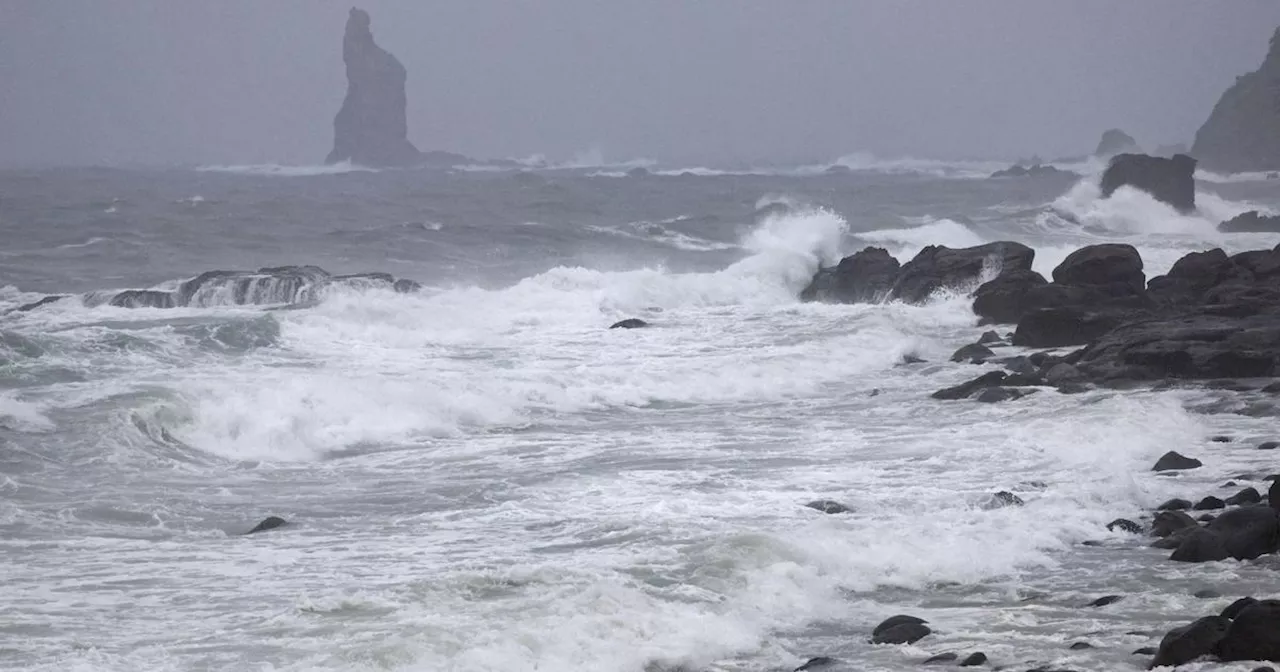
[3, 164, 1280, 672]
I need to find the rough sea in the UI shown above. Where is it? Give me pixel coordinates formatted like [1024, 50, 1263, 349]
[3, 155, 1280, 671]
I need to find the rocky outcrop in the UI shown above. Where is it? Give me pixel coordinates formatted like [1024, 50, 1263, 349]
[1100, 153, 1197, 213]
[87, 265, 421, 311]
[1220, 210, 1280, 233]
[989, 164, 1076, 179]
[1095, 129, 1140, 157]
[609, 318, 650, 329]
[801, 242, 1033, 306]
[1192, 27, 1280, 173]
[326, 8, 422, 167]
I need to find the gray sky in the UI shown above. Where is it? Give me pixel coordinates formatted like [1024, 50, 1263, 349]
[2, 1, 1278, 167]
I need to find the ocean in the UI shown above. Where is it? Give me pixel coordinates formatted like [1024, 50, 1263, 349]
[3, 156, 1280, 671]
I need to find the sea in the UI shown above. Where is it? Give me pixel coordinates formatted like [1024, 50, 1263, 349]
[3, 153, 1280, 672]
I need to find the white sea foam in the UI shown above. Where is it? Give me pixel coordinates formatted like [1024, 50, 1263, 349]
[0, 393, 55, 432]
[194, 161, 378, 177]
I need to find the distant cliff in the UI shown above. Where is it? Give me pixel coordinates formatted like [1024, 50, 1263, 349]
[1191, 27, 1280, 173]
[325, 8, 421, 167]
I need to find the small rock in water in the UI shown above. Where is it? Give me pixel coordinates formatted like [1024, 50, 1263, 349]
[1212, 435, 1234, 443]
[1151, 510, 1198, 537]
[1226, 487, 1262, 506]
[871, 615, 931, 644]
[805, 500, 851, 514]
[1107, 518, 1142, 534]
[245, 516, 288, 535]
[1068, 642, 1093, 650]
[977, 330, 1004, 345]
[1153, 451, 1202, 471]
[959, 651, 987, 666]
[951, 343, 995, 364]
[982, 491, 1024, 508]
[922, 652, 958, 664]
[974, 387, 1031, 403]
[1158, 498, 1193, 511]
[1259, 441, 1280, 450]
[1132, 646, 1157, 655]
[1195, 588, 1223, 599]
[1194, 496, 1226, 510]
[609, 318, 649, 329]
[1088, 594, 1123, 607]
[793, 657, 838, 671]
[900, 353, 927, 365]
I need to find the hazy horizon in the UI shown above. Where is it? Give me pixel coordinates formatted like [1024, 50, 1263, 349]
[2, 1, 1279, 168]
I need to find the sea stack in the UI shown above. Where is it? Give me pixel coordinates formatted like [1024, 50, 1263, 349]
[1191, 27, 1280, 173]
[325, 7, 421, 167]
[1094, 129, 1139, 157]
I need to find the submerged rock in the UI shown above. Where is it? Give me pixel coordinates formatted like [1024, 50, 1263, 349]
[245, 516, 288, 535]
[931, 371, 1006, 400]
[609, 318, 649, 329]
[326, 8, 422, 167]
[1192, 27, 1280, 173]
[1106, 519, 1142, 534]
[959, 652, 987, 666]
[1151, 616, 1231, 668]
[1221, 211, 1280, 234]
[805, 500, 851, 514]
[1152, 451, 1203, 471]
[1100, 153, 1196, 213]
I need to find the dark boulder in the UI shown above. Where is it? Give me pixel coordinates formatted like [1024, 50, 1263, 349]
[326, 8, 422, 167]
[1227, 487, 1263, 506]
[805, 500, 851, 514]
[1224, 597, 1261, 620]
[982, 491, 1024, 508]
[1151, 510, 1199, 537]
[1208, 506, 1280, 560]
[1194, 496, 1227, 510]
[245, 516, 288, 535]
[871, 621, 932, 645]
[1158, 498, 1193, 511]
[1107, 519, 1142, 534]
[1100, 153, 1196, 214]
[794, 657, 839, 671]
[890, 242, 1035, 304]
[951, 343, 996, 364]
[931, 371, 1007, 400]
[1072, 310, 1280, 382]
[1260, 441, 1280, 450]
[1218, 599, 1280, 662]
[922, 652, 958, 664]
[1088, 594, 1124, 607]
[972, 269, 1049, 324]
[1051, 244, 1145, 296]
[1191, 27, 1280, 173]
[610, 318, 649, 329]
[1095, 128, 1140, 157]
[800, 246, 900, 304]
[977, 330, 1004, 345]
[1147, 248, 1251, 305]
[959, 652, 987, 666]
[1152, 451, 1203, 471]
[109, 290, 177, 309]
[1150, 616, 1231, 668]
[1011, 307, 1122, 348]
[1170, 527, 1231, 563]
[1221, 211, 1280, 234]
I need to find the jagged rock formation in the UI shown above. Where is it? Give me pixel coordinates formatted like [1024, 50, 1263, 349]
[326, 8, 421, 167]
[988, 164, 1077, 179]
[1094, 129, 1140, 157]
[1100, 153, 1197, 213]
[1220, 210, 1280, 233]
[800, 242, 1033, 305]
[1192, 27, 1280, 173]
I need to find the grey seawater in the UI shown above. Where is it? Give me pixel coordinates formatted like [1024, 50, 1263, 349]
[2, 162, 1280, 672]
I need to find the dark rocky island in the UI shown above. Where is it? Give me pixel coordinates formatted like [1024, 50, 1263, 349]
[1100, 153, 1197, 213]
[1221, 210, 1280, 233]
[1094, 128, 1140, 157]
[326, 8, 423, 167]
[1192, 27, 1280, 173]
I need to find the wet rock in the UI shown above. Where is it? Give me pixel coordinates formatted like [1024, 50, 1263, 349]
[1088, 594, 1124, 607]
[1107, 519, 1142, 534]
[1228, 487, 1263, 506]
[872, 615, 931, 645]
[1213, 435, 1234, 443]
[982, 491, 1024, 508]
[1218, 599, 1280, 662]
[794, 657, 839, 671]
[973, 387, 1033, 403]
[109, 289, 177, 309]
[1043, 363, 1083, 386]
[1150, 615, 1231, 668]
[800, 246, 901, 304]
[1100, 153, 1196, 213]
[1051, 243, 1146, 297]
[959, 652, 987, 666]
[989, 164, 1075, 179]
[1225, 597, 1261, 620]
[1153, 451, 1202, 471]
[245, 516, 288, 535]
[1151, 510, 1199, 537]
[326, 8, 422, 166]
[1194, 496, 1227, 510]
[931, 371, 1006, 400]
[1171, 527, 1231, 562]
[1068, 642, 1093, 650]
[951, 343, 995, 364]
[1260, 441, 1280, 450]
[1158, 498, 1193, 511]
[609, 318, 650, 329]
[805, 500, 851, 514]
[1095, 128, 1140, 157]
[923, 652, 958, 664]
[1012, 307, 1122, 348]
[1208, 506, 1280, 560]
[1192, 27, 1280, 173]
[978, 330, 1004, 345]
[1133, 646, 1157, 655]
[891, 242, 1035, 305]
[972, 268, 1049, 324]
[1195, 589, 1223, 599]
[1200, 514, 1218, 523]
[999, 355, 1038, 376]
[12, 295, 67, 313]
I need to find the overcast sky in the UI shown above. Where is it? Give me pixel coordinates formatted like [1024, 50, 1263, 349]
[1, 1, 1278, 167]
